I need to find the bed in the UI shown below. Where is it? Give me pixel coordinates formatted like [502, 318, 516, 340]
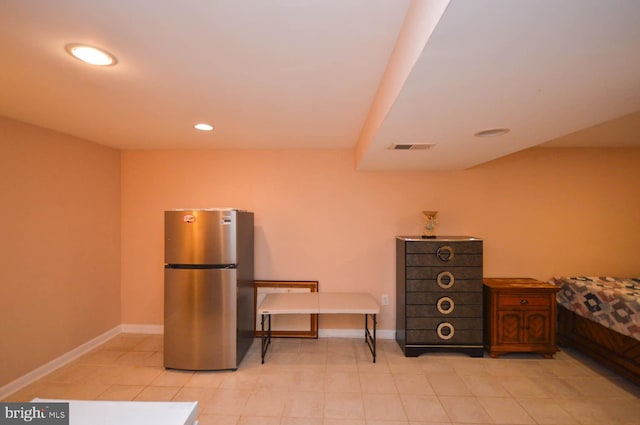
[550, 276, 640, 385]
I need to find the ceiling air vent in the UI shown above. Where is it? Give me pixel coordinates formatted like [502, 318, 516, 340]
[389, 143, 436, 150]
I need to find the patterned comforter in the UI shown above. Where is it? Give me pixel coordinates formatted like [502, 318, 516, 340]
[551, 276, 640, 341]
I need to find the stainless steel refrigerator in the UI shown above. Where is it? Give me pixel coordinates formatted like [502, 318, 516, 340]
[164, 209, 254, 371]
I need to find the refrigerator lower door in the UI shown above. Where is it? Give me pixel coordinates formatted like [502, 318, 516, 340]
[164, 267, 237, 370]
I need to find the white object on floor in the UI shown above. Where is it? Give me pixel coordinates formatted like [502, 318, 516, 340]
[31, 399, 198, 425]
[257, 292, 380, 363]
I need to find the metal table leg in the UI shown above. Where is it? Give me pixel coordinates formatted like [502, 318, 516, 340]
[260, 313, 271, 364]
[364, 313, 377, 363]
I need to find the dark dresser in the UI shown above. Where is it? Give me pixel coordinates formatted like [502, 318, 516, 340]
[396, 236, 484, 357]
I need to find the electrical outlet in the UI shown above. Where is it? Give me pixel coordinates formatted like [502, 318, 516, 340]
[381, 294, 390, 306]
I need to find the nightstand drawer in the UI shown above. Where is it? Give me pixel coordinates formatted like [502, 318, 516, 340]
[497, 293, 551, 308]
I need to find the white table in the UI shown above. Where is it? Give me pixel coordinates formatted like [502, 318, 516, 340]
[257, 292, 380, 363]
[31, 399, 198, 425]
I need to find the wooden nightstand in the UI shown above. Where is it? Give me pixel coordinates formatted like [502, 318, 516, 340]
[483, 278, 559, 358]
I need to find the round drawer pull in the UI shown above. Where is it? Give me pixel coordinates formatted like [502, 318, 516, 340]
[436, 322, 455, 340]
[436, 245, 454, 262]
[437, 297, 455, 314]
[520, 299, 529, 305]
[436, 271, 455, 289]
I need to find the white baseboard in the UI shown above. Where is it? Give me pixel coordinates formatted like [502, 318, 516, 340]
[318, 328, 395, 339]
[0, 325, 121, 400]
[120, 324, 163, 334]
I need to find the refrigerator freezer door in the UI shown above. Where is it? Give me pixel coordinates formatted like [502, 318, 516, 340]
[164, 268, 237, 370]
[165, 210, 237, 265]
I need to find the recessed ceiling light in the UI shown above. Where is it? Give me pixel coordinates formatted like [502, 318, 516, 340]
[194, 123, 214, 131]
[65, 43, 117, 66]
[474, 128, 510, 138]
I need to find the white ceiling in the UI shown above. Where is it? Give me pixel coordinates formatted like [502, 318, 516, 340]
[1, 0, 639, 171]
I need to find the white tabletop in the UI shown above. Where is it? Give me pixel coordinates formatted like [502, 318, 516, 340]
[257, 292, 379, 315]
[318, 292, 380, 314]
[31, 399, 198, 425]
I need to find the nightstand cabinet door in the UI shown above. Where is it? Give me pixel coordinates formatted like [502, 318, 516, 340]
[497, 309, 552, 345]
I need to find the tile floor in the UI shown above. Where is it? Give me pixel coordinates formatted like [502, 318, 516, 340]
[3, 333, 639, 425]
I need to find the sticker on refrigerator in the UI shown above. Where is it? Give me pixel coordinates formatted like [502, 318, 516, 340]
[183, 214, 196, 224]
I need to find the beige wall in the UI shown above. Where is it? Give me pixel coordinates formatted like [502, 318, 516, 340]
[0, 117, 121, 387]
[121, 147, 640, 331]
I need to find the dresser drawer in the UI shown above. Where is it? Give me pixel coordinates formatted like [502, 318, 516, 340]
[407, 329, 483, 344]
[407, 279, 482, 292]
[406, 241, 482, 255]
[406, 267, 482, 280]
[406, 253, 482, 267]
[407, 304, 482, 318]
[497, 293, 552, 308]
[407, 291, 482, 305]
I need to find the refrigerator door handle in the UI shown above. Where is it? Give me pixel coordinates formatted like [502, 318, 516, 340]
[164, 264, 237, 269]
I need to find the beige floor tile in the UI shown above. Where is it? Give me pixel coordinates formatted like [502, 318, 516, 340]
[115, 350, 157, 366]
[133, 385, 180, 401]
[202, 388, 251, 415]
[79, 364, 126, 386]
[323, 419, 365, 425]
[563, 376, 636, 398]
[500, 376, 548, 398]
[112, 366, 163, 386]
[151, 369, 194, 387]
[420, 359, 457, 375]
[24, 382, 107, 400]
[393, 373, 435, 395]
[77, 349, 127, 365]
[606, 397, 640, 425]
[427, 373, 472, 396]
[42, 363, 101, 384]
[558, 398, 622, 425]
[447, 356, 489, 377]
[323, 392, 364, 419]
[530, 375, 583, 399]
[288, 370, 325, 392]
[477, 396, 535, 424]
[132, 334, 163, 351]
[196, 413, 240, 425]
[95, 384, 144, 400]
[219, 371, 261, 390]
[326, 352, 358, 372]
[365, 421, 409, 425]
[242, 390, 287, 417]
[172, 386, 215, 405]
[237, 416, 281, 425]
[400, 394, 449, 422]
[359, 372, 397, 394]
[356, 358, 391, 374]
[362, 393, 407, 421]
[324, 371, 361, 393]
[439, 395, 492, 424]
[460, 374, 511, 397]
[517, 397, 579, 424]
[254, 371, 293, 391]
[184, 370, 227, 388]
[282, 391, 324, 418]
[281, 418, 323, 425]
[101, 334, 150, 351]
